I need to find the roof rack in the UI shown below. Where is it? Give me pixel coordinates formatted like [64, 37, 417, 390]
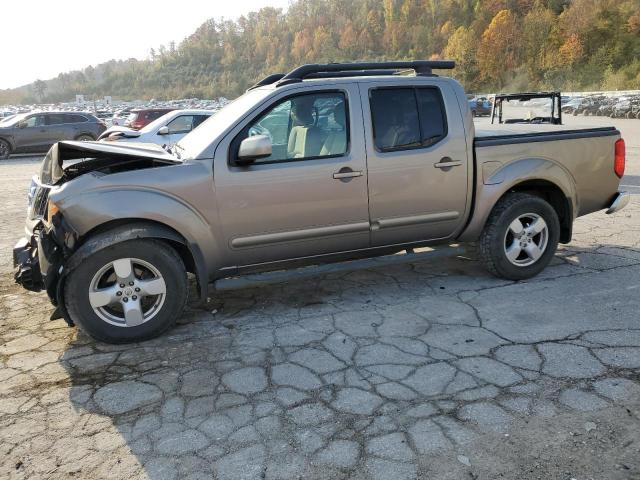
[247, 73, 286, 91]
[306, 69, 411, 79]
[276, 60, 455, 86]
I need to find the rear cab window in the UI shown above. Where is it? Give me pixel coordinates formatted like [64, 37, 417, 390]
[369, 86, 447, 152]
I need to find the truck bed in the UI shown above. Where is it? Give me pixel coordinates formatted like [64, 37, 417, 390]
[475, 124, 618, 146]
[459, 122, 622, 242]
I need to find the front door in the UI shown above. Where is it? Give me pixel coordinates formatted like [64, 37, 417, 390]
[15, 114, 49, 151]
[213, 85, 370, 268]
[361, 81, 470, 246]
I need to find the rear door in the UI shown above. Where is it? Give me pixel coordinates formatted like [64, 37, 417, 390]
[360, 80, 469, 246]
[45, 114, 72, 144]
[213, 84, 370, 268]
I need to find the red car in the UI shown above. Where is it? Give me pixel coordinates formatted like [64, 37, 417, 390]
[125, 108, 175, 130]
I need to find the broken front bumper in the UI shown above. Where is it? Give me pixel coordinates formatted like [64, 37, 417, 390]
[606, 191, 630, 214]
[13, 224, 63, 300]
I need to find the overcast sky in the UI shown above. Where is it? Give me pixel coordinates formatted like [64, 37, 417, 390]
[2, 0, 290, 90]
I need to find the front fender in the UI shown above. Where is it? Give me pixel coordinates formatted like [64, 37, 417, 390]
[458, 157, 577, 242]
[52, 186, 222, 279]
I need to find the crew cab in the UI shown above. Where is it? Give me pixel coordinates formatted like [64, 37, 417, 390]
[13, 61, 630, 343]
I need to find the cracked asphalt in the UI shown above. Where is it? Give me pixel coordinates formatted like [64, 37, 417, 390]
[1, 117, 640, 479]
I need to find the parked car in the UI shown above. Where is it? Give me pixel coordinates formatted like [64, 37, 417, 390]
[597, 98, 618, 117]
[468, 97, 491, 117]
[610, 97, 634, 118]
[124, 108, 175, 130]
[111, 109, 132, 126]
[561, 97, 584, 115]
[0, 111, 106, 159]
[14, 60, 629, 343]
[579, 96, 606, 116]
[98, 109, 213, 146]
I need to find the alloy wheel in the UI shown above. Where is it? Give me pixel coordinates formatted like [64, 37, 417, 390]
[88, 257, 167, 327]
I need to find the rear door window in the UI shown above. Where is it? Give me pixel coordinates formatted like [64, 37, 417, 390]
[47, 114, 66, 125]
[370, 87, 447, 152]
[67, 114, 88, 123]
[416, 88, 447, 146]
[370, 88, 420, 151]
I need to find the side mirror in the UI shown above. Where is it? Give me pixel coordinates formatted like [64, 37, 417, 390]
[18, 122, 27, 129]
[235, 135, 272, 165]
[157, 126, 169, 135]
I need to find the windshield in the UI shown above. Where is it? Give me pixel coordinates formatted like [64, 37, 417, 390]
[0, 113, 28, 127]
[176, 88, 273, 159]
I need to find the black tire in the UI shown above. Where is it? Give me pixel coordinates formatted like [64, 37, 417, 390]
[471, 110, 477, 117]
[64, 239, 188, 343]
[478, 193, 560, 281]
[0, 139, 10, 159]
[75, 134, 95, 141]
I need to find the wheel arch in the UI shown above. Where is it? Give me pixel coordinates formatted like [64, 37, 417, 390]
[74, 132, 96, 141]
[458, 158, 576, 243]
[53, 219, 208, 325]
[68, 219, 207, 298]
[500, 179, 573, 243]
[0, 135, 15, 152]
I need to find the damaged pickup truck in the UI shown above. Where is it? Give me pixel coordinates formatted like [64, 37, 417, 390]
[14, 61, 630, 343]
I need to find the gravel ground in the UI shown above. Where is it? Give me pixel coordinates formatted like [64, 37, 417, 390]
[1, 117, 640, 479]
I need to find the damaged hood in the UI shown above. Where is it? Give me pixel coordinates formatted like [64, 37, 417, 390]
[40, 141, 181, 185]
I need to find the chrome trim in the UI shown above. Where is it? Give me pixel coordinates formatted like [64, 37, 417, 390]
[606, 191, 630, 214]
[375, 211, 459, 229]
[231, 222, 370, 248]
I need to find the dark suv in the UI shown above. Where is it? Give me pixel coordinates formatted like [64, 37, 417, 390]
[124, 108, 175, 130]
[0, 111, 106, 159]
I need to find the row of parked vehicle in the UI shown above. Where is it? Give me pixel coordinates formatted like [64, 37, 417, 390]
[0, 106, 220, 159]
[562, 94, 640, 119]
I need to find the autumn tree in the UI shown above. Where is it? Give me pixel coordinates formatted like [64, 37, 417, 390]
[444, 26, 479, 87]
[477, 9, 522, 87]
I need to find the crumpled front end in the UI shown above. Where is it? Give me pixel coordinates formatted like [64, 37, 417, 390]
[13, 175, 78, 323]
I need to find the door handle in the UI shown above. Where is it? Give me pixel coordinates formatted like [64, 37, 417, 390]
[333, 167, 363, 180]
[434, 157, 462, 169]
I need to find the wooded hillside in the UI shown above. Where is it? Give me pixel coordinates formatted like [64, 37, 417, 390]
[2, 0, 639, 104]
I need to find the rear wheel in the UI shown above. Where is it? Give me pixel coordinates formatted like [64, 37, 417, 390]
[0, 139, 10, 159]
[75, 134, 94, 141]
[471, 110, 477, 117]
[479, 193, 560, 280]
[64, 239, 188, 343]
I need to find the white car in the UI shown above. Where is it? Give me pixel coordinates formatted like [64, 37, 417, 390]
[110, 109, 132, 126]
[99, 109, 214, 146]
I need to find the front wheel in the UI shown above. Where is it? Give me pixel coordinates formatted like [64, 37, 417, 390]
[478, 193, 560, 280]
[64, 239, 188, 343]
[0, 139, 10, 159]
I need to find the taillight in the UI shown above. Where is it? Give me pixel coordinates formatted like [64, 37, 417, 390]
[614, 138, 625, 178]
